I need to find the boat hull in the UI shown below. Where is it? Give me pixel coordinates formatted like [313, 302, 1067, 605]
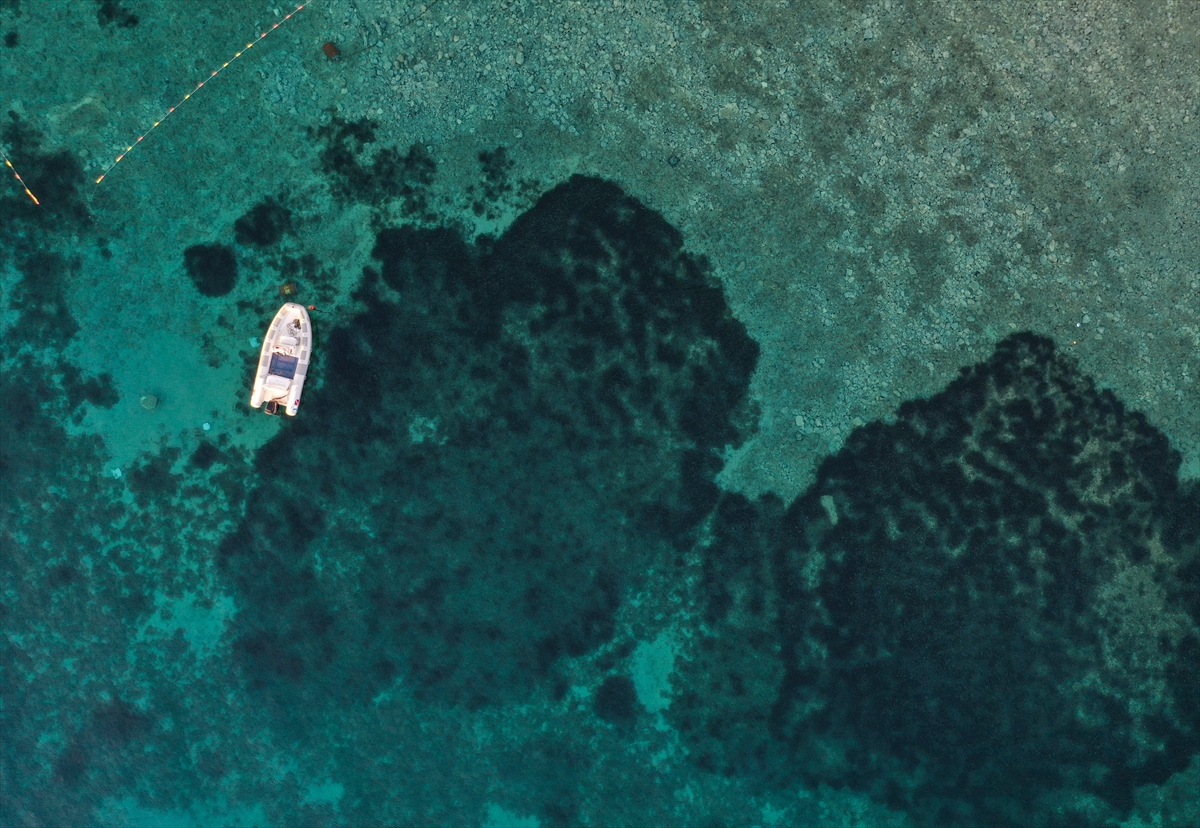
[250, 302, 312, 416]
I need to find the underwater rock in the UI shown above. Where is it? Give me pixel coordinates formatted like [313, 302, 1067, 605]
[593, 675, 638, 727]
[182, 243, 237, 297]
[672, 332, 1200, 828]
[233, 197, 293, 247]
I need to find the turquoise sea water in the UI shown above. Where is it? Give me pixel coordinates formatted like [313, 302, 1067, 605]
[2, 2, 1198, 826]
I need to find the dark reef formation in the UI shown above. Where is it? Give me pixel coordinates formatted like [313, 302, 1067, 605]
[182, 243, 238, 297]
[593, 675, 639, 728]
[308, 115, 437, 216]
[0, 119, 91, 238]
[217, 175, 758, 711]
[671, 333, 1200, 827]
[233, 197, 293, 247]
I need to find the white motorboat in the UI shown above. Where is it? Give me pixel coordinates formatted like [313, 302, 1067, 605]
[250, 302, 312, 416]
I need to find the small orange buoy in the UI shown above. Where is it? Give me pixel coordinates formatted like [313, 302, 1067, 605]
[322, 41, 340, 59]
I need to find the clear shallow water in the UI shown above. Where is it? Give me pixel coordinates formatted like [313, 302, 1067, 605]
[2, 2, 1198, 827]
